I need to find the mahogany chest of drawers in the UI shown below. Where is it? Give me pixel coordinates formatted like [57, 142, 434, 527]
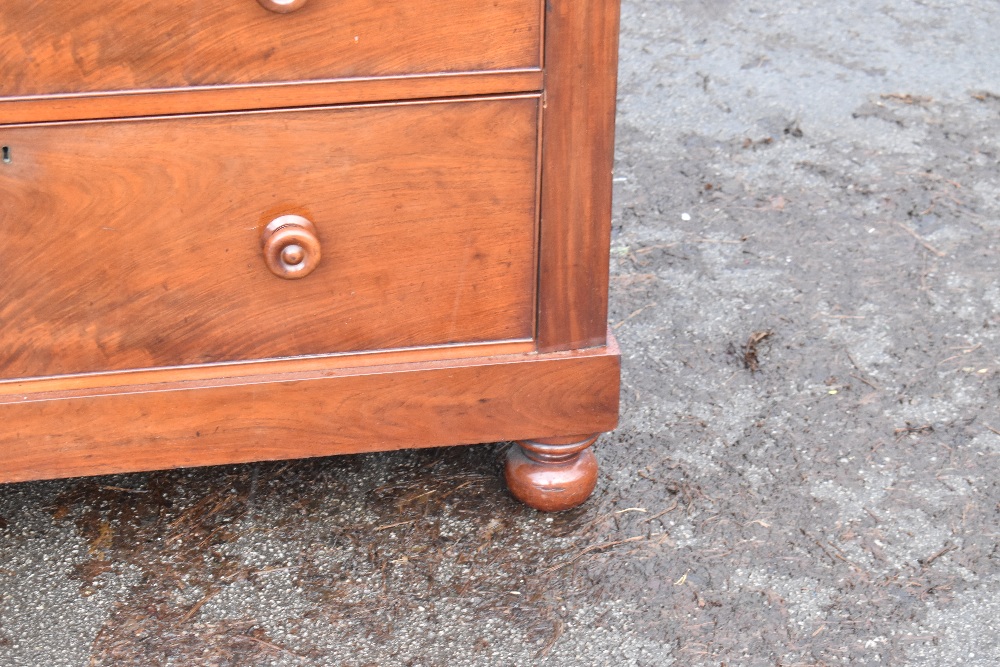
[0, 0, 620, 511]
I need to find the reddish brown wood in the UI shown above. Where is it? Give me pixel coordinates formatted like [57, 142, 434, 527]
[536, 0, 621, 352]
[257, 0, 308, 13]
[505, 434, 601, 511]
[260, 215, 322, 279]
[0, 96, 539, 379]
[0, 340, 537, 397]
[0, 340, 621, 484]
[0, 70, 544, 126]
[0, 0, 625, 510]
[0, 0, 540, 99]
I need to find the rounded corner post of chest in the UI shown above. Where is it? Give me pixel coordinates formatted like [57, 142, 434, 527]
[536, 0, 622, 353]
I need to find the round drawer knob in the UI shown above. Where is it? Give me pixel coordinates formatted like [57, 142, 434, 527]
[256, 0, 308, 13]
[261, 215, 321, 279]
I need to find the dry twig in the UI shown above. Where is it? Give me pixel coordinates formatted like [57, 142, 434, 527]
[894, 221, 946, 257]
[919, 543, 957, 567]
[613, 303, 656, 330]
[177, 588, 219, 624]
[541, 535, 647, 573]
[850, 374, 882, 391]
[894, 424, 934, 437]
[535, 619, 565, 659]
[743, 330, 773, 372]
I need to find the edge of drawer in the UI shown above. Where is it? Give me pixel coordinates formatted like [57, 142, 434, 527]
[0, 340, 542, 401]
[0, 69, 544, 125]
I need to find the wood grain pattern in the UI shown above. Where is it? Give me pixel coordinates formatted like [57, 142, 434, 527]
[0, 340, 536, 398]
[0, 70, 545, 125]
[256, 0, 309, 13]
[505, 434, 600, 511]
[0, 339, 621, 484]
[0, 0, 540, 98]
[0, 0, 625, 506]
[0, 96, 540, 380]
[260, 215, 322, 280]
[536, 0, 621, 352]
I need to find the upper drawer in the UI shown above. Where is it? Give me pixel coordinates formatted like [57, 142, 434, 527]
[0, 0, 541, 99]
[0, 96, 539, 380]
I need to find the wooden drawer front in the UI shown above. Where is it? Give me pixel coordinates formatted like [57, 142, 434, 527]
[0, 0, 541, 100]
[0, 97, 539, 380]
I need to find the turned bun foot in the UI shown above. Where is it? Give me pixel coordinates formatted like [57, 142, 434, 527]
[504, 434, 600, 511]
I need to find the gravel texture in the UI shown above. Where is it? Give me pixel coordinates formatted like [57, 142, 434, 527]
[2, 1, 999, 665]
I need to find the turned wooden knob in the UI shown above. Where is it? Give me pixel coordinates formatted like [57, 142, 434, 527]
[505, 435, 600, 512]
[261, 215, 321, 279]
[256, 0, 308, 13]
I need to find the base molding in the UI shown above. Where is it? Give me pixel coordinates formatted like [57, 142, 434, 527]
[0, 337, 620, 484]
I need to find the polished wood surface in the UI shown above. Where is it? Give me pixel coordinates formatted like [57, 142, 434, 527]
[0, 96, 539, 380]
[505, 434, 601, 511]
[0, 0, 541, 99]
[260, 215, 322, 280]
[1, 0, 624, 510]
[0, 70, 544, 126]
[0, 341, 621, 484]
[536, 0, 621, 352]
[0, 340, 536, 398]
[257, 0, 309, 13]
[0, 70, 542, 125]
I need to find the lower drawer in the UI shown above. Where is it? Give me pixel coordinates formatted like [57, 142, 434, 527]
[0, 96, 540, 380]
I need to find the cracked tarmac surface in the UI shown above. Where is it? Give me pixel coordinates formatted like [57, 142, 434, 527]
[2, 1, 1000, 665]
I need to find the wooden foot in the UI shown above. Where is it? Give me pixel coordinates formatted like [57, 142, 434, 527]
[504, 434, 600, 511]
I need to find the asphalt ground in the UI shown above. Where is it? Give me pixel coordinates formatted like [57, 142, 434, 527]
[2, 1, 999, 665]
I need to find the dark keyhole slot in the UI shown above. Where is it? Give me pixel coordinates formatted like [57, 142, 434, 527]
[1, 146, 9, 163]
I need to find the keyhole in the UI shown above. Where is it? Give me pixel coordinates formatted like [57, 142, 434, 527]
[1, 146, 9, 163]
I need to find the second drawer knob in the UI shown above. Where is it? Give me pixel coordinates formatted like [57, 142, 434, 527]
[257, 0, 309, 13]
[261, 215, 321, 279]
